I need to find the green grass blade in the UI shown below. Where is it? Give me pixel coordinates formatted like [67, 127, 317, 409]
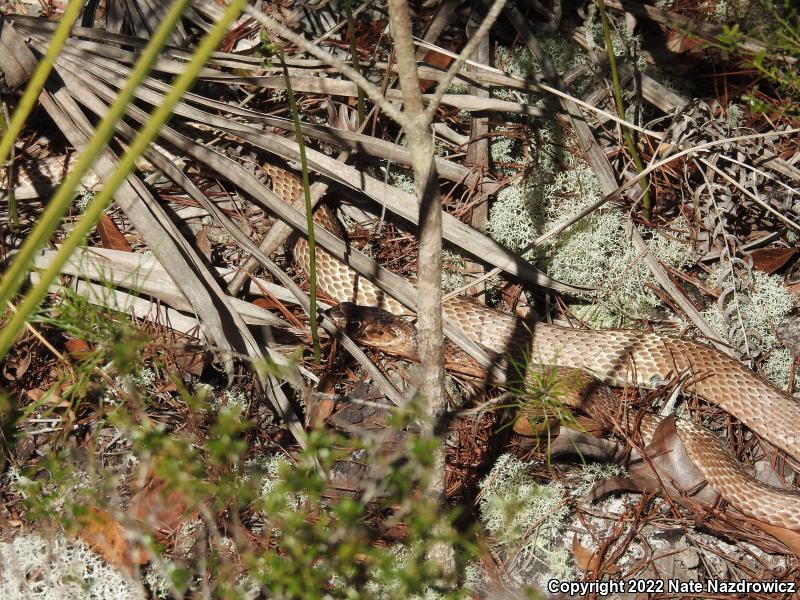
[0, 0, 194, 314]
[597, 0, 651, 218]
[0, 0, 249, 359]
[279, 50, 322, 364]
[0, 0, 83, 167]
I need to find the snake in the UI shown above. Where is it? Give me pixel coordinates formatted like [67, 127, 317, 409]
[261, 163, 800, 532]
[6, 157, 800, 530]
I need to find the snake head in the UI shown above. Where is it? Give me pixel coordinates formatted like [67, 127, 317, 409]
[326, 302, 419, 360]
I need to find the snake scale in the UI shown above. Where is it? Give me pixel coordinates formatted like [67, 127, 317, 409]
[263, 163, 800, 532]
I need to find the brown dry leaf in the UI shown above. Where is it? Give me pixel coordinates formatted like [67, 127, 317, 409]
[665, 30, 703, 54]
[629, 417, 719, 505]
[173, 347, 209, 377]
[129, 475, 192, 538]
[419, 48, 454, 92]
[571, 535, 619, 575]
[2, 349, 31, 381]
[96, 213, 132, 252]
[309, 373, 338, 426]
[586, 417, 719, 513]
[26, 388, 46, 401]
[195, 227, 213, 261]
[252, 297, 276, 310]
[308, 395, 335, 427]
[513, 416, 559, 438]
[571, 535, 598, 573]
[25, 388, 64, 408]
[64, 337, 92, 357]
[75, 507, 140, 572]
[739, 515, 800, 556]
[751, 247, 798, 274]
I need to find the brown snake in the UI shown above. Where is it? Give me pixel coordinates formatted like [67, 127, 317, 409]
[263, 163, 800, 531]
[7, 158, 800, 530]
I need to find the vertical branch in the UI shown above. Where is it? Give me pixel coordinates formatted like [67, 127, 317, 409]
[344, 0, 365, 124]
[386, 0, 449, 568]
[464, 10, 491, 299]
[386, 0, 443, 438]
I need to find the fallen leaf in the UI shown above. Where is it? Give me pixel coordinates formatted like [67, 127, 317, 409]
[571, 535, 598, 572]
[96, 213, 132, 252]
[626, 416, 720, 506]
[584, 416, 720, 514]
[751, 247, 798, 274]
[571, 535, 619, 574]
[252, 297, 277, 310]
[513, 416, 559, 437]
[26, 388, 45, 401]
[64, 337, 92, 357]
[75, 507, 139, 572]
[307, 394, 335, 427]
[129, 475, 192, 544]
[173, 347, 209, 377]
[195, 227, 212, 261]
[420, 47, 454, 92]
[738, 515, 800, 557]
[2, 349, 31, 381]
[665, 31, 703, 54]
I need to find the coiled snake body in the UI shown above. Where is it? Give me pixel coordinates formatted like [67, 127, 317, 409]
[264, 164, 800, 531]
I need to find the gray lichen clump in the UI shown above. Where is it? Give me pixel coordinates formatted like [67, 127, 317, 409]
[489, 157, 695, 327]
[0, 535, 143, 600]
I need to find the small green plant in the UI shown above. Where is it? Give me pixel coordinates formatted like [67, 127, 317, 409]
[507, 358, 585, 434]
[713, 1, 800, 117]
[3, 297, 486, 598]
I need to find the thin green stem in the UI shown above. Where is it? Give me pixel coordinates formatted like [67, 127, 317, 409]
[0, 107, 18, 232]
[0, 0, 82, 234]
[0, 0, 249, 359]
[0, 0, 83, 168]
[279, 50, 322, 364]
[597, 0, 651, 219]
